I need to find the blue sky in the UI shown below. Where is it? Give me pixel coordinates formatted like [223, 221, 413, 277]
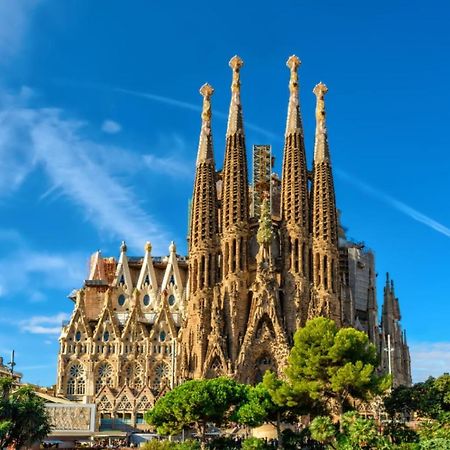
[0, 0, 449, 386]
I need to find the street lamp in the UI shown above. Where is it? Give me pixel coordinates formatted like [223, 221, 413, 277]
[7, 350, 16, 377]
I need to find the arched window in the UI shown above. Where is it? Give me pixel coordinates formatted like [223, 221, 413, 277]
[118, 294, 126, 306]
[75, 330, 82, 342]
[95, 362, 113, 393]
[159, 331, 166, 342]
[66, 362, 86, 396]
[168, 295, 175, 306]
[103, 331, 110, 342]
[323, 255, 328, 289]
[143, 294, 150, 306]
[206, 358, 223, 378]
[152, 362, 169, 391]
[122, 362, 143, 389]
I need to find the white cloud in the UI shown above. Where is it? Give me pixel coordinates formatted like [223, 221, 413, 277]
[0, 0, 40, 62]
[0, 88, 171, 253]
[101, 119, 122, 134]
[143, 135, 193, 179]
[0, 240, 86, 300]
[410, 342, 450, 382]
[335, 169, 450, 239]
[19, 312, 69, 335]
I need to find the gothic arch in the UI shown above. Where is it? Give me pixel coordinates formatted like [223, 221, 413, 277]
[204, 356, 224, 378]
[255, 313, 276, 341]
[120, 361, 144, 390]
[95, 361, 114, 393]
[151, 361, 170, 393]
[66, 361, 86, 396]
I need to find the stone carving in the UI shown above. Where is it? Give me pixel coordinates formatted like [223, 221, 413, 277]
[46, 405, 93, 431]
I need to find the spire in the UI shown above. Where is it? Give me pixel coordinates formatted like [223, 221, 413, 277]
[137, 241, 158, 291]
[285, 55, 302, 135]
[310, 82, 340, 324]
[196, 83, 214, 165]
[189, 83, 219, 257]
[114, 240, 133, 294]
[280, 55, 310, 332]
[221, 55, 249, 234]
[220, 55, 250, 366]
[311, 82, 338, 246]
[226, 55, 244, 135]
[313, 82, 330, 163]
[257, 197, 273, 247]
[256, 197, 273, 266]
[281, 54, 309, 230]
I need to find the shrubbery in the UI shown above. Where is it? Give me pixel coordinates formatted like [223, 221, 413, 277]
[241, 437, 270, 450]
[141, 439, 200, 450]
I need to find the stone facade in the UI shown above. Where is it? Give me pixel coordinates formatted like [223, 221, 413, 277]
[56, 55, 411, 429]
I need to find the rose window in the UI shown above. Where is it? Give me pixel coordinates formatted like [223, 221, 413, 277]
[66, 362, 86, 396]
[98, 363, 113, 378]
[152, 363, 169, 391]
[69, 363, 84, 377]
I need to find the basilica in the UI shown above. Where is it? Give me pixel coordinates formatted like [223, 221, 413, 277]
[56, 56, 411, 429]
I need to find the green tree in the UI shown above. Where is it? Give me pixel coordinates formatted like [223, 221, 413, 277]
[145, 377, 247, 449]
[309, 415, 337, 448]
[236, 372, 298, 448]
[0, 377, 51, 449]
[282, 317, 390, 421]
[385, 374, 450, 422]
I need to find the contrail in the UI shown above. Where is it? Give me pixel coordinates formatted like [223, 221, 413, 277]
[335, 168, 450, 238]
[114, 87, 280, 140]
[51, 79, 280, 141]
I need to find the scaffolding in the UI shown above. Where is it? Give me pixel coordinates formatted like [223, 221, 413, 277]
[252, 145, 272, 218]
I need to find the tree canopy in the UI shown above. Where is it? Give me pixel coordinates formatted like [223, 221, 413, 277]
[385, 373, 450, 421]
[145, 377, 247, 445]
[280, 317, 390, 418]
[0, 377, 51, 449]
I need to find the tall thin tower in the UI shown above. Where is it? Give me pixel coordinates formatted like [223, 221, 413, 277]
[310, 83, 341, 324]
[180, 83, 219, 379]
[280, 55, 310, 337]
[220, 55, 250, 365]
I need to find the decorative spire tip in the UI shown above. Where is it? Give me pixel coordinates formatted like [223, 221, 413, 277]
[229, 55, 244, 71]
[199, 83, 214, 98]
[145, 241, 152, 252]
[120, 241, 127, 253]
[169, 241, 176, 253]
[313, 82, 328, 97]
[286, 55, 301, 71]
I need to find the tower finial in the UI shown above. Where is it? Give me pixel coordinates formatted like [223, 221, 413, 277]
[229, 55, 244, 95]
[285, 55, 303, 135]
[145, 241, 152, 253]
[286, 55, 301, 94]
[313, 82, 329, 162]
[226, 55, 245, 136]
[196, 83, 214, 165]
[313, 82, 328, 124]
[120, 240, 127, 253]
[199, 83, 214, 122]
